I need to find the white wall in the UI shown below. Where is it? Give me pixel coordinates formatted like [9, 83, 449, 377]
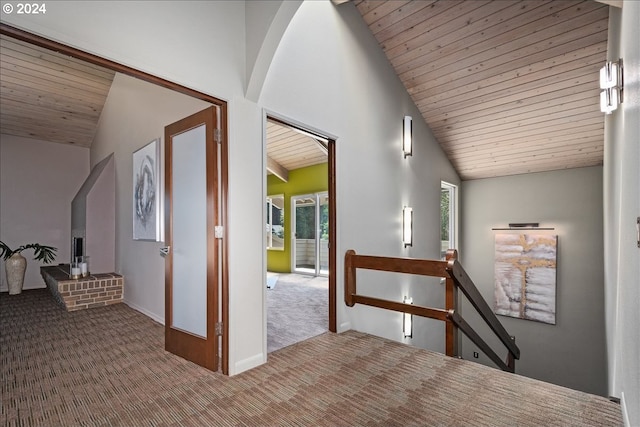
[0, 135, 89, 291]
[1, 1, 245, 103]
[604, 3, 640, 425]
[90, 73, 211, 321]
[245, 0, 302, 101]
[460, 166, 607, 396]
[260, 1, 460, 352]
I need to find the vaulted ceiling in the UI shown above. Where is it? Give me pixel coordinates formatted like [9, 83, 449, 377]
[1, 0, 613, 180]
[353, 0, 609, 180]
[266, 118, 328, 182]
[0, 34, 115, 147]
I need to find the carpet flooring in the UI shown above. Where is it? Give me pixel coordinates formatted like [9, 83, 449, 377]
[1, 289, 622, 427]
[267, 273, 328, 353]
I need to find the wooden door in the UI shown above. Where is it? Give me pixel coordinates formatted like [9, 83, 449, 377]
[164, 106, 218, 371]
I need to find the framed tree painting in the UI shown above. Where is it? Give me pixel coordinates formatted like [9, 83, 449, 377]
[133, 138, 163, 241]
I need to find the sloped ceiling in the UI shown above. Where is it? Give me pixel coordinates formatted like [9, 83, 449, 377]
[353, 0, 609, 180]
[1, 1, 612, 180]
[0, 34, 115, 147]
[0, 32, 325, 176]
[266, 118, 328, 181]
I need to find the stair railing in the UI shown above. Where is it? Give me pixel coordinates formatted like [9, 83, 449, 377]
[344, 249, 520, 372]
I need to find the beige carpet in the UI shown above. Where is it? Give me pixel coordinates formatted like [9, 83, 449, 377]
[267, 273, 328, 353]
[1, 289, 622, 426]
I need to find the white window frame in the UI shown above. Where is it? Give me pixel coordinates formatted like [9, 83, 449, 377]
[266, 194, 284, 251]
[441, 181, 458, 259]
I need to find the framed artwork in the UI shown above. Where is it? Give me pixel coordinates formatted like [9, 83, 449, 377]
[133, 138, 163, 241]
[494, 233, 557, 324]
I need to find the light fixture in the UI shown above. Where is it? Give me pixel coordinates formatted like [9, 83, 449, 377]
[600, 61, 619, 89]
[403, 115, 412, 157]
[600, 88, 619, 115]
[403, 296, 413, 338]
[402, 206, 413, 247]
[599, 59, 623, 115]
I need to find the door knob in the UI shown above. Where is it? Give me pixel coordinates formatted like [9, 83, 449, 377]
[160, 246, 171, 257]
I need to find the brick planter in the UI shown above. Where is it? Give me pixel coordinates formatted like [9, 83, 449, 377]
[41, 265, 123, 311]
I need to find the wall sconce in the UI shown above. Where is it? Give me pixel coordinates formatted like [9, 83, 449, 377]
[403, 115, 412, 157]
[402, 206, 413, 247]
[403, 296, 413, 338]
[600, 59, 623, 114]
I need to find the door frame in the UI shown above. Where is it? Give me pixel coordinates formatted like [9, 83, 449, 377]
[264, 113, 337, 333]
[0, 23, 231, 374]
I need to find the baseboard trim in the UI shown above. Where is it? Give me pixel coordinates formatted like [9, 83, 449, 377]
[621, 392, 630, 427]
[338, 321, 352, 333]
[123, 300, 164, 325]
[234, 353, 265, 375]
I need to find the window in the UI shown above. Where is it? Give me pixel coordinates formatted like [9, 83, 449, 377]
[292, 192, 329, 276]
[440, 182, 457, 258]
[266, 195, 284, 250]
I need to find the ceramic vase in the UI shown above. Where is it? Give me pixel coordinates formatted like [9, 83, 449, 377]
[6, 253, 27, 295]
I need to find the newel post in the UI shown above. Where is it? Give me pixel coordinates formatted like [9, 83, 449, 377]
[344, 250, 356, 307]
[445, 249, 459, 357]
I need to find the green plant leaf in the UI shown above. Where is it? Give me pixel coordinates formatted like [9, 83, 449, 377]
[0, 241, 57, 263]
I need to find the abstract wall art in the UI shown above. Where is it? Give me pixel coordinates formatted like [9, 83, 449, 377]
[133, 138, 163, 241]
[494, 233, 557, 324]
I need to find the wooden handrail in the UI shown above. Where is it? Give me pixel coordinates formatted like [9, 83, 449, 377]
[446, 258, 520, 360]
[448, 311, 511, 372]
[348, 253, 448, 277]
[353, 295, 450, 322]
[344, 249, 520, 373]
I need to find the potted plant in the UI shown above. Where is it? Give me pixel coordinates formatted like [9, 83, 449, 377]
[0, 241, 57, 295]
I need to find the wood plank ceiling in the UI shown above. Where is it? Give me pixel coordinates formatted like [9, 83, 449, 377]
[1, 1, 609, 181]
[353, 0, 609, 180]
[0, 34, 115, 147]
[0, 32, 325, 178]
[266, 118, 328, 182]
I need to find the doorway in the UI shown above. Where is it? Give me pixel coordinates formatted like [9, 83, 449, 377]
[0, 24, 231, 374]
[265, 115, 336, 353]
